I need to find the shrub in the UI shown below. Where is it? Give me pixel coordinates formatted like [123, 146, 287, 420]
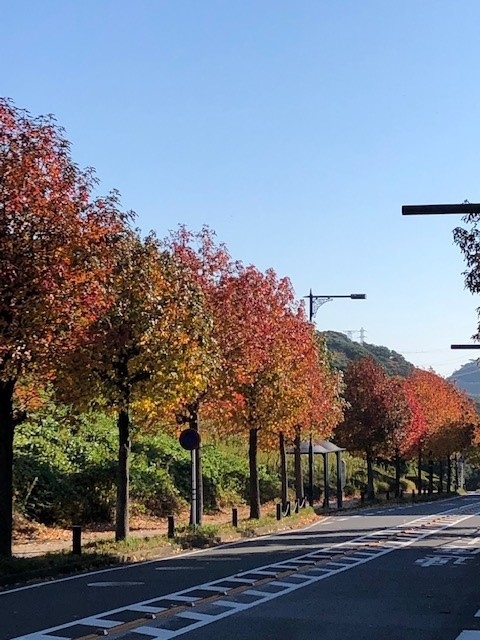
[375, 480, 390, 494]
[343, 484, 356, 497]
[130, 460, 185, 516]
[400, 478, 417, 492]
[14, 409, 118, 525]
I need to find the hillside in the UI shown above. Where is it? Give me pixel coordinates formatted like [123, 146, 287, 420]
[322, 331, 414, 376]
[448, 360, 480, 400]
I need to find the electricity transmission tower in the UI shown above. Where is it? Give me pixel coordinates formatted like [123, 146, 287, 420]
[342, 328, 366, 344]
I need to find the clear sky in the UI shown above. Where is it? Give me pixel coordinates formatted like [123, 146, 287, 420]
[2, 1, 480, 377]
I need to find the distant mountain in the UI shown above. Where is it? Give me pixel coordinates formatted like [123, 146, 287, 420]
[322, 330, 414, 377]
[448, 360, 480, 400]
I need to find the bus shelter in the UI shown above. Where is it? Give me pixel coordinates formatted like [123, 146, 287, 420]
[287, 439, 345, 509]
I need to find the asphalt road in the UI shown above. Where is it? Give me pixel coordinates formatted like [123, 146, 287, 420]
[3, 494, 480, 640]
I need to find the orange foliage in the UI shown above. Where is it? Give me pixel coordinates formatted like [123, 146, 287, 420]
[407, 368, 477, 458]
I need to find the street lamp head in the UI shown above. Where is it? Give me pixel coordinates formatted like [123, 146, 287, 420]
[402, 203, 480, 216]
[451, 344, 480, 349]
[350, 294, 366, 299]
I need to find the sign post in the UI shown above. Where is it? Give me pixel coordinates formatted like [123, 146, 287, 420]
[179, 428, 201, 528]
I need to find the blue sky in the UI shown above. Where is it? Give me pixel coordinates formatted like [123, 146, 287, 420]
[2, 1, 480, 376]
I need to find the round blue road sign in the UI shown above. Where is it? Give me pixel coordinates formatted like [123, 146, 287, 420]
[179, 428, 201, 451]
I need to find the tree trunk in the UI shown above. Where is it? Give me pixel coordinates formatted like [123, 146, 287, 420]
[455, 453, 459, 491]
[428, 454, 434, 495]
[0, 379, 15, 557]
[249, 427, 261, 519]
[116, 408, 131, 541]
[447, 456, 452, 493]
[366, 452, 375, 500]
[394, 451, 401, 498]
[279, 432, 288, 508]
[417, 447, 422, 493]
[438, 460, 444, 493]
[294, 428, 303, 501]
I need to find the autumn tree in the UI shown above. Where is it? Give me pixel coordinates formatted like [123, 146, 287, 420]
[206, 266, 302, 518]
[335, 358, 410, 499]
[164, 226, 234, 524]
[407, 368, 477, 493]
[0, 99, 126, 556]
[166, 228, 343, 517]
[56, 230, 213, 540]
[397, 378, 427, 494]
[274, 327, 343, 506]
[381, 376, 415, 497]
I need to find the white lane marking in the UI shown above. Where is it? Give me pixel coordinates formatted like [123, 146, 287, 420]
[86, 581, 144, 587]
[475, 609, 480, 617]
[12, 504, 480, 640]
[455, 632, 480, 639]
[73, 616, 119, 628]
[155, 566, 204, 571]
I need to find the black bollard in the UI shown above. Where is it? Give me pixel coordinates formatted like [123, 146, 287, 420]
[294, 499, 299, 514]
[167, 515, 175, 539]
[412, 490, 415, 502]
[232, 507, 238, 528]
[276, 503, 282, 521]
[360, 491, 365, 504]
[386, 491, 390, 501]
[72, 525, 82, 555]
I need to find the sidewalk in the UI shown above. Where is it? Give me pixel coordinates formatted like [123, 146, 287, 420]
[11, 505, 254, 558]
[12, 498, 362, 558]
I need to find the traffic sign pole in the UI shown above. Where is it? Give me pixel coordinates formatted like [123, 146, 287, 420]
[178, 428, 201, 528]
[190, 448, 197, 528]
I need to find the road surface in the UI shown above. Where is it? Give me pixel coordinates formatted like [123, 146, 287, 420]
[3, 494, 480, 639]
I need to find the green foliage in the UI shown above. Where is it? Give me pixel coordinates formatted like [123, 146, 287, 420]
[258, 465, 281, 503]
[14, 406, 117, 525]
[343, 484, 356, 497]
[375, 480, 390, 494]
[174, 523, 221, 549]
[400, 478, 417, 492]
[200, 445, 250, 509]
[13, 403, 281, 526]
[130, 431, 188, 516]
[323, 331, 413, 377]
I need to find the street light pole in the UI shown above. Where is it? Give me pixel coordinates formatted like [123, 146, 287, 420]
[305, 290, 366, 323]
